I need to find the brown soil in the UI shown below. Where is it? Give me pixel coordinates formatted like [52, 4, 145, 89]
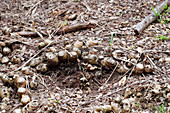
[0, 0, 169, 113]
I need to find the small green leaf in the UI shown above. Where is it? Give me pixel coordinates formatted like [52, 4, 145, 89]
[155, 35, 168, 40]
[165, 9, 170, 12]
[116, 12, 120, 15]
[55, 100, 59, 103]
[152, 6, 155, 11]
[164, 3, 168, 9]
[128, 45, 136, 49]
[162, 19, 170, 24]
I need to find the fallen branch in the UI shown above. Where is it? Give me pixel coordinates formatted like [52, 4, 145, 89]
[16, 30, 48, 37]
[134, 0, 170, 35]
[56, 22, 95, 35]
[17, 31, 38, 37]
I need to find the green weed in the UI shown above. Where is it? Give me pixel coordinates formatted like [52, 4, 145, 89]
[152, 4, 169, 24]
[154, 35, 169, 40]
[161, 19, 170, 24]
[158, 104, 166, 113]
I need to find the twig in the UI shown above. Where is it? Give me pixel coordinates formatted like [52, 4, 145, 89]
[146, 55, 165, 74]
[34, 29, 44, 40]
[56, 22, 95, 35]
[128, 65, 135, 78]
[93, 78, 102, 86]
[103, 62, 119, 86]
[113, 66, 133, 86]
[38, 74, 50, 90]
[114, 57, 135, 65]
[105, 79, 150, 96]
[0, 37, 30, 46]
[144, 84, 151, 97]
[50, 25, 62, 38]
[88, 79, 152, 106]
[74, 102, 80, 113]
[81, 0, 91, 11]
[25, 0, 44, 16]
[8, 103, 22, 113]
[17, 31, 38, 37]
[143, 50, 170, 53]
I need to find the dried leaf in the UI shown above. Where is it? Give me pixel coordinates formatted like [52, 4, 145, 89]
[119, 76, 126, 86]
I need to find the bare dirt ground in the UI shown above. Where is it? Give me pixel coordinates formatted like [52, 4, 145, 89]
[0, 0, 169, 113]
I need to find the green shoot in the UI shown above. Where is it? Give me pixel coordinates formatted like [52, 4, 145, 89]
[164, 3, 168, 9]
[152, 6, 162, 22]
[64, 20, 68, 25]
[110, 33, 113, 50]
[55, 100, 59, 103]
[163, 3, 168, 9]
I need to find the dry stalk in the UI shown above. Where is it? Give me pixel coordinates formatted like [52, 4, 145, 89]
[34, 29, 44, 40]
[81, 0, 91, 11]
[93, 78, 102, 86]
